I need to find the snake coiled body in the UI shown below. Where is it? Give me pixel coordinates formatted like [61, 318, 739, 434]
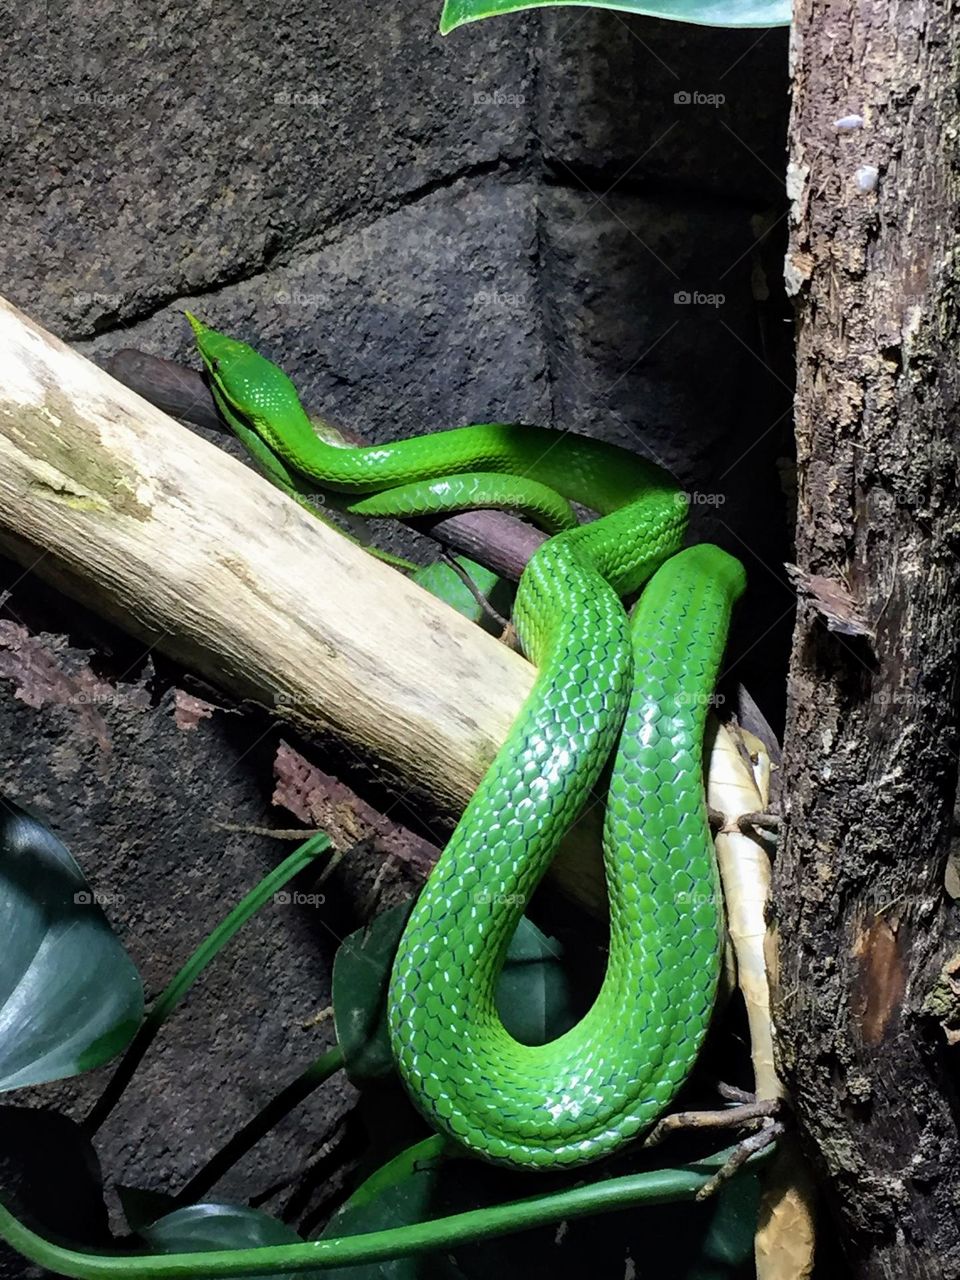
[189, 316, 747, 1172]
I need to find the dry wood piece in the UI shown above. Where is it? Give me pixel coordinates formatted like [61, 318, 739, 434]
[273, 739, 439, 887]
[0, 294, 530, 819]
[784, 564, 874, 642]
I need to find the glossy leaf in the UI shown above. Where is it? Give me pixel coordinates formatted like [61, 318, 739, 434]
[141, 1204, 319, 1280]
[496, 916, 575, 1045]
[116, 1184, 180, 1234]
[332, 906, 573, 1081]
[412, 557, 515, 636]
[0, 798, 143, 1090]
[332, 902, 413, 1082]
[687, 1170, 761, 1277]
[440, 0, 790, 35]
[318, 1142, 465, 1280]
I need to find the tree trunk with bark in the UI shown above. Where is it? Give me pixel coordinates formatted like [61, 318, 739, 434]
[775, 2, 960, 1276]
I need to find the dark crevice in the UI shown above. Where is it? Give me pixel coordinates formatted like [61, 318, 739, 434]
[541, 152, 783, 215]
[526, 30, 559, 434]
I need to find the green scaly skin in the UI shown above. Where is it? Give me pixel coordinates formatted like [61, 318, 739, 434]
[187, 314, 747, 1171]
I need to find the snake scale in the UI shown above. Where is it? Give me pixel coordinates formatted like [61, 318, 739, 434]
[188, 314, 747, 1171]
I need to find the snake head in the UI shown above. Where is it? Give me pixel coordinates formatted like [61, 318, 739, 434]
[183, 313, 312, 453]
[184, 312, 254, 385]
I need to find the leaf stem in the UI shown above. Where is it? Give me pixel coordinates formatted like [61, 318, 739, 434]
[0, 1145, 769, 1278]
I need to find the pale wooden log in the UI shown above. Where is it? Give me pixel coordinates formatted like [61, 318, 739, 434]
[0, 296, 532, 807]
[0, 295, 611, 905]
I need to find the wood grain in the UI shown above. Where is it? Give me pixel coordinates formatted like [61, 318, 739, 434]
[0, 295, 614, 909]
[0, 295, 530, 814]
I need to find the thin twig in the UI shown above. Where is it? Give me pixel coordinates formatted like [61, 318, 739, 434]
[438, 550, 511, 630]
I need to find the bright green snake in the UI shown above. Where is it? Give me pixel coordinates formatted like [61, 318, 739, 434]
[187, 313, 747, 1173]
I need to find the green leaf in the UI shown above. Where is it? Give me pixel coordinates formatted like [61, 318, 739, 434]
[688, 1169, 760, 1277]
[332, 902, 413, 1083]
[344, 1136, 449, 1212]
[0, 798, 144, 1090]
[332, 907, 573, 1082]
[412, 557, 514, 635]
[141, 1204, 318, 1280]
[115, 1184, 180, 1234]
[496, 916, 574, 1045]
[319, 1143, 467, 1280]
[440, 0, 790, 35]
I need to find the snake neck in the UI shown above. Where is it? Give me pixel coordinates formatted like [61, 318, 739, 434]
[515, 494, 687, 661]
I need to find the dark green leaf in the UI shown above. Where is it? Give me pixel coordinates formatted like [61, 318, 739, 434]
[0, 798, 143, 1090]
[496, 916, 574, 1045]
[116, 1184, 180, 1234]
[412, 558, 514, 636]
[332, 902, 413, 1082]
[440, 0, 789, 35]
[332, 907, 573, 1082]
[688, 1170, 761, 1277]
[319, 1142, 467, 1280]
[142, 1204, 318, 1280]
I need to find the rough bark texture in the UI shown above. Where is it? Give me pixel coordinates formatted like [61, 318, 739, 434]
[775, 3, 960, 1276]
